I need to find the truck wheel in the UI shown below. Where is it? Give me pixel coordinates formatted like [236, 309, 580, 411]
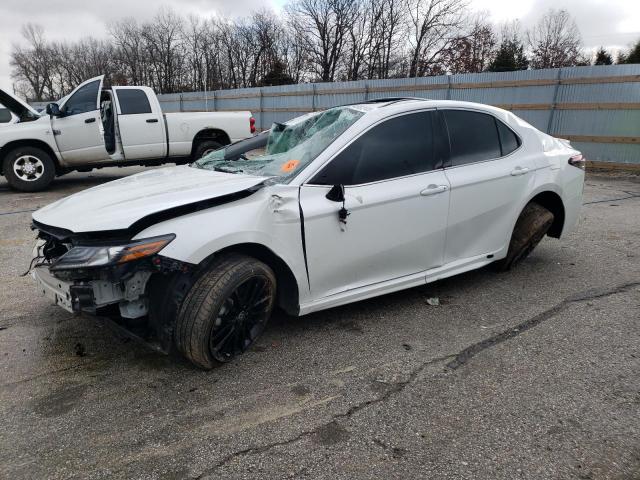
[193, 140, 223, 160]
[494, 202, 554, 272]
[3, 146, 56, 192]
[175, 254, 276, 369]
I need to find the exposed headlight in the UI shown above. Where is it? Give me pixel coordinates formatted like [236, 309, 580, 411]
[50, 234, 175, 271]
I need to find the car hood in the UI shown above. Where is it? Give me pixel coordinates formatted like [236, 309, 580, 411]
[0, 89, 41, 121]
[32, 166, 267, 233]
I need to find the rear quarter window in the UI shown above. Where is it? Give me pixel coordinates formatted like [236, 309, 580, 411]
[496, 119, 521, 155]
[0, 107, 11, 123]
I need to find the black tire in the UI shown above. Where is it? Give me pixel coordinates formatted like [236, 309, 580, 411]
[192, 140, 223, 161]
[2, 146, 56, 192]
[494, 202, 554, 272]
[175, 254, 276, 369]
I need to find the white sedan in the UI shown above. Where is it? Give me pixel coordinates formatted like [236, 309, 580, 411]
[30, 98, 585, 369]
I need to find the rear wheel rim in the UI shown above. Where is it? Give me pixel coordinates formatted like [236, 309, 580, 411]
[209, 276, 272, 362]
[13, 155, 45, 181]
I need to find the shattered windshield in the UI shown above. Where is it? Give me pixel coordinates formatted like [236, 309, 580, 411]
[192, 106, 364, 182]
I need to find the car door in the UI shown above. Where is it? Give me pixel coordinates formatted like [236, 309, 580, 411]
[52, 75, 108, 164]
[440, 109, 536, 264]
[112, 86, 166, 160]
[299, 110, 450, 300]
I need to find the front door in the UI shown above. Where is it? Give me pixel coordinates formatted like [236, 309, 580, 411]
[299, 110, 450, 300]
[52, 75, 108, 164]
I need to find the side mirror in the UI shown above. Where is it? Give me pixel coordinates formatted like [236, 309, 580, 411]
[325, 184, 345, 202]
[45, 103, 61, 117]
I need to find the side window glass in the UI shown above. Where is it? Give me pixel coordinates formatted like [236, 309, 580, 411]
[496, 119, 520, 156]
[63, 80, 100, 116]
[310, 111, 437, 186]
[117, 89, 152, 115]
[444, 110, 501, 166]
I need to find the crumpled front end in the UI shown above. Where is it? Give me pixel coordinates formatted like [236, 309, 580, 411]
[30, 221, 190, 320]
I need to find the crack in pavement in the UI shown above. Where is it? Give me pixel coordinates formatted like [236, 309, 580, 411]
[195, 353, 455, 478]
[445, 281, 640, 370]
[196, 281, 640, 477]
[583, 191, 640, 205]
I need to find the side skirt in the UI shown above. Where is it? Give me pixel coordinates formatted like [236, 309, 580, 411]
[298, 250, 501, 316]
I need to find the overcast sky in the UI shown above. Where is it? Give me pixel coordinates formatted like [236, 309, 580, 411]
[1, 0, 638, 94]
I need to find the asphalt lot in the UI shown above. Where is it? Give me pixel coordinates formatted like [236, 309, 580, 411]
[0, 167, 638, 480]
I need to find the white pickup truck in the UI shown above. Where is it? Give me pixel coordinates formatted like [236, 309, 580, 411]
[0, 75, 255, 191]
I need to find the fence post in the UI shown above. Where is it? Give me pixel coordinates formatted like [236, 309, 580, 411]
[364, 82, 369, 101]
[179, 93, 183, 112]
[446, 75, 452, 100]
[312, 83, 317, 112]
[546, 68, 562, 134]
[259, 88, 264, 132]
[212, 90, 216, 112]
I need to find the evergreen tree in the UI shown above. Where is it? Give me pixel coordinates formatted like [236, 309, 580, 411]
[593, 47, 613, 65]
[488, 39, 529, 72]
[260, 60, 295, 86]
[619, 39, 640, 64]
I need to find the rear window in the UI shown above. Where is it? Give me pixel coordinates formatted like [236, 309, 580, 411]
[444, 110, 501, 166]
[117, 89, 152, 115]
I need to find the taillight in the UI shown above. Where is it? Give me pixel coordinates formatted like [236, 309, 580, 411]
[249, 116, 256, 134]
[568, 154, 585, 170]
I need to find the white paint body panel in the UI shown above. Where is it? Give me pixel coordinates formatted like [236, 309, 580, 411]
[31, 99, 584, 316]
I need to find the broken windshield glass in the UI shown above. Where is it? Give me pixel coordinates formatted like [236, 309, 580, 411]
[192, 107, 364, 182]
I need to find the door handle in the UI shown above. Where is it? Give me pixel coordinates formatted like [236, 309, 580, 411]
[420, 184, 448, 196]
[510, 167, 529, 176]
[84, 117, 96, 124]
[146, 118, 159, 123]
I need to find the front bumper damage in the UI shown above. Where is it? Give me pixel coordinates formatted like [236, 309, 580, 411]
[32, 265, 152, 318]
[29, 222, 191, 320]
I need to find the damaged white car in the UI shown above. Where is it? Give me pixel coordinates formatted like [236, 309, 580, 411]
[30, 98, 585, 369]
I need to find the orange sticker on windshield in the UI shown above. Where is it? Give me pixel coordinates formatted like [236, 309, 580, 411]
[281, 160, 300, 173]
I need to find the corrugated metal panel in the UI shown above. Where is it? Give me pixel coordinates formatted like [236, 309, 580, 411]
[28, 65, 638, 164]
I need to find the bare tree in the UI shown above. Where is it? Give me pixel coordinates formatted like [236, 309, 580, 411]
[10, 24, 54, 100]
[405, 0, 468, 77]
[527, 9, 582, 69]
[286, 0, 359, 82]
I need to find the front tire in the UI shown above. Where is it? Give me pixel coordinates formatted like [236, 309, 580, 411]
[2, 146, 56, 192]
[175, 254, 276, 369]
[494, 202, 554, 271]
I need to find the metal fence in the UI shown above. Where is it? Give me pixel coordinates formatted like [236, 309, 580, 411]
[158, 64, 640, 167]
[30, 64, 640, 166]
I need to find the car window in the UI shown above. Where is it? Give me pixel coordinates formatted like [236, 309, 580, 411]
[310, 111, 438, 186]
[496, 119, 520, 155]
[63, 80, 100, 116]
[0, 107, 11, 123]
[443, 110, 501, 166]
[117, 89, 152, 115]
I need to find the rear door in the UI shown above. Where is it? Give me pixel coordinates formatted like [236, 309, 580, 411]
[299, 110, 450, 300]
[112, 87, 166, 160]
[440, 109, 536, 264]
[53, 75, 108, 164]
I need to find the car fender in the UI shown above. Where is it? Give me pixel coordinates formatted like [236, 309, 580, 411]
[133, 185, 311, 301]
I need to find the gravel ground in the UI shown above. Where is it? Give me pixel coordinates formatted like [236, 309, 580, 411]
[0, 167, 638, 480]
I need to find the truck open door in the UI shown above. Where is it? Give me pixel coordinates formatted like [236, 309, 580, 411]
[52, 75, 108, 164]
[111, 86, 166, 160]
